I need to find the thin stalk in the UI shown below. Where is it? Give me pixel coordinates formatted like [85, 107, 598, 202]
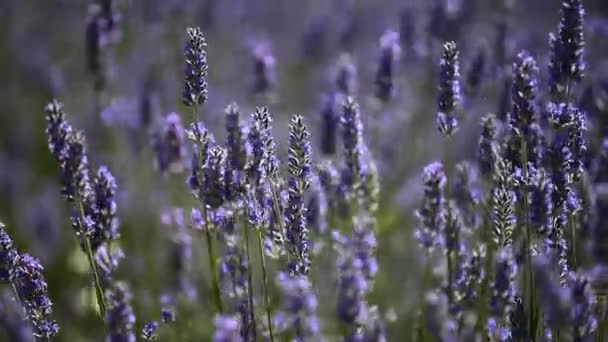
[243, 206, 257, 338]
[77, 200, 107, 318]
[443, 136, 453, 304]
[203, 205, 223, 313]
[256, 228, 275, 341]
[270, 181, 289, 258]
[521, 142, 536, 339]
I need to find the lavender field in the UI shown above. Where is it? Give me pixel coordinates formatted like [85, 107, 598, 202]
[1, 0, 608, 341]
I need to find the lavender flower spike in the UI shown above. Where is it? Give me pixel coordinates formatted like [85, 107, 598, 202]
[414, 161, 446, 252]
[340, 97, 364, 193]
[437, 41, 461, 137]
[1, 223, 59, 340]
[183, 27, 208, 106]
[285, 115, 312, 276]
[549, 0, 585, 100]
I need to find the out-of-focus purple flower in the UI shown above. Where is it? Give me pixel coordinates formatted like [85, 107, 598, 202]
[1, 224, 59, 340]
[466, 43, 488, 95]
[437, 41, 461, 137]
[399, 7, 415, 54]
[274, 273, 323, 341]
[0, 291, 34, 342]
[333, 231, 368, 331]
[224, 103, 248, 201]
[478, 113, 499, 179]
[141, 321, 158, 340]
[285, 115, 312, 276]
[568, 273, 597, 340]
[183, 27, 208, 107]
[452, 244, 485, 318]
[213, 315, 242, 342]
[105, 282, 136, 342]
[453, 162, 481, 229]
[533, 253, 571, 330]
[301, 16, 329, 61]
[250, 42, 277, 98]
[549, 0, 585, 101]
[319, 92, 340, 157]
[415, 161, 446, 252]
[333, 53, 357, 96]
[306, 174, 328, 240]
[374, 30, 401, 103]
[151, 113, 188, 175]
[218, 215, 252, 340]
[424, 290, 457, 342]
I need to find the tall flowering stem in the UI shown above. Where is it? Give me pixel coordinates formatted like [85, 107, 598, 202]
[510, 50, 539, 336]
[44, 100, 107, 318]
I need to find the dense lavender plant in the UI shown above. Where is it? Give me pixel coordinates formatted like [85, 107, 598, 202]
[285, 115, 312, 276]
[1, 224, 59, 340]
[549, 0, 585, 101]
[437, 41, 461, 137]
[274, 272, 323, 341]
[183, 27, 208, 107]
[415, 161, 447, 251]
[374, 30, 401, 103]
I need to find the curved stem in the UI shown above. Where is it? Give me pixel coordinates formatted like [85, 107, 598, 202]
[204, 205, 223, 313]
[256, 228, 275, 341]
[243, 207, 257, 338]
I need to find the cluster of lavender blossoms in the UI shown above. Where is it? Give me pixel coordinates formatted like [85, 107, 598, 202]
[412, 0, 606, 340]
[5, 0, 608, 340]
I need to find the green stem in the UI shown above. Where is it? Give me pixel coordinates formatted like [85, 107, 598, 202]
[270, 182, 289, 261]
[243, 207, 257, 338]
[77, 200, 107, 318]
[204, 205, 223, 313]
[521, 142, 536, 339]
[256, 229, 275, 341]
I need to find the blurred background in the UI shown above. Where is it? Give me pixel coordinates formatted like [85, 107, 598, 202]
[1, 0, 608, 340]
